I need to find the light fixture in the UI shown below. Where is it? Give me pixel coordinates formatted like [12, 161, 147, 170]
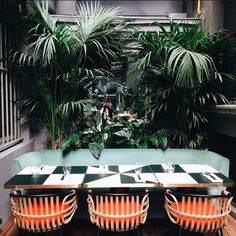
[197, 0, 201, 15]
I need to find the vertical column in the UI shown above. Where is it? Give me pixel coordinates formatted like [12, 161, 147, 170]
[201, 1, 224, 32]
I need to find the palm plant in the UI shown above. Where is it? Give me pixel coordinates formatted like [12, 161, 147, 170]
[131, 21, 234, 148]
[10, 0, 130, 148]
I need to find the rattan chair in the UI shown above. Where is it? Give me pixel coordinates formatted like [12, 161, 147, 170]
[87, 190, 149, 235]
[10, 189, 77, 233]
[165, 189, 233, 236]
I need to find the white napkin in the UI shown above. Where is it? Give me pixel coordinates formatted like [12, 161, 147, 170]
[43, 174, 84, 185]
[203, 173, 223, 183]
[38, 165, 57, 175]
[155, 173, 197, 184]
[18, 166, 57, 175]
[18, 166, 34, 175]
[180, 164, 218, 173]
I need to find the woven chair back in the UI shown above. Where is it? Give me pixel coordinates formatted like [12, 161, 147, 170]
[10, 190, 77, 232]
[165, 189, 233, 233]
[87, 190, 149, 232]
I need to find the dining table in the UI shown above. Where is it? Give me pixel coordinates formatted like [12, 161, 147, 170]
[4, 164, 235, 190]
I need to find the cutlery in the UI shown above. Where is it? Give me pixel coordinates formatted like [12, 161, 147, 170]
[137, 173, 142, 181]
[209, 173, 217, 180]
[61, 173, 66, 180]
[203, 172, 221, 182]
[205, 171, 215, 178]
[135, 172, 144, 182]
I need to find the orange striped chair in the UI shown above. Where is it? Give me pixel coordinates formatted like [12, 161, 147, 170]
[165, 189, 233, 236]
[87, 190, 149, 235]
[10, 190, 77, 234]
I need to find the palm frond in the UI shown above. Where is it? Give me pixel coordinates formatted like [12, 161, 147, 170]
[166, 46, 217, 87]
[75, 1, 121, 42]
[31, 0, 57, 32]
[10, 50, 36, 66]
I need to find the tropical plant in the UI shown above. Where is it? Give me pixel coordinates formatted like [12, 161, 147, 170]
[60, 116, 167, 159]
[130, 21, 234, 148]
[112, 119, 168, 149]
[9, 0, 130, 148]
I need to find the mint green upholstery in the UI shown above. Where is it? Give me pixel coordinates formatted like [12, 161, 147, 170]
[12, 148, 229, 177]
[12, 149, 164, 175]
[11, 148, 230, 219]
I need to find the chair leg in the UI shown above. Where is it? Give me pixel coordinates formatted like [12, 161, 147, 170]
[178, 228, 182, 236]
[217, 229, 223, 236]
[19, 229, 26, 236]
[137, 226, 142, 236]
[217, 231, 220, 236]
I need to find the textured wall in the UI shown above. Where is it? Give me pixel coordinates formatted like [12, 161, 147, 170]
[184, 0, 224, 32]
[56, 0, 77, 15]
[56, 0, 184, 15]
[201, 0, 224, 32]
[99, 1, 183, 16]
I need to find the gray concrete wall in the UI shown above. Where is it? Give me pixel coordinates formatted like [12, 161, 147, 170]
[201, 0, 224, 32]
[48, 0, 56, 13]
[0, 141, 34, 225]
[56, 0, 184, 16]
[56, 0, 77, 15]
[184, 0, 224, 32]
[100, 1, 183, 16]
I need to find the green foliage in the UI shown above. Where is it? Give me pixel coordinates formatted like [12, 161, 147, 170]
[130, 21, 234, 148]
[61, 117, 167, 153]
[61, 133, 81, 151]
[9, 0, 130, 148]
[111, 119, 168, 149]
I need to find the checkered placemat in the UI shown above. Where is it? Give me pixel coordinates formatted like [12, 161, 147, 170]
[150, 164, 225, 187]
[82, 165, 158, 188]
[5, 165, 158, 188]
[4, 164, 234, 189]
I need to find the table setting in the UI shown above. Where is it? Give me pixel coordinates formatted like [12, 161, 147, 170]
[4, 164, 234, 189]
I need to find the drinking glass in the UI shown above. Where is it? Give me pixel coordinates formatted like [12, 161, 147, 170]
[100, 165, 107, 174]
[135, 163, 142, 180]
[166, 162, 175, 173]
[63, 164, 71, 175]
[30, 164, 40, 175]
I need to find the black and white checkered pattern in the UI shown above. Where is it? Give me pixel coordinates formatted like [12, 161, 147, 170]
[4, 164, 233, 189]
